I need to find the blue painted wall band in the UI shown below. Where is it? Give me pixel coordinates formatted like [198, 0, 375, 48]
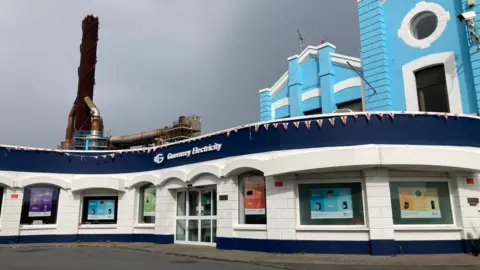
[1, 114, 480, 174]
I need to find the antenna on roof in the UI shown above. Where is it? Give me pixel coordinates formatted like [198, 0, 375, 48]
[297, 29, 304, 53]
[321, 35, 328, 44]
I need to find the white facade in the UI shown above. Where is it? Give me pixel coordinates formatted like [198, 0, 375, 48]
[1, 145, 480, 255]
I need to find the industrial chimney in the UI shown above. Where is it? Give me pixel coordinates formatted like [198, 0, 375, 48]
[61, 14, 107, 150]
[75, 14, 99, 131]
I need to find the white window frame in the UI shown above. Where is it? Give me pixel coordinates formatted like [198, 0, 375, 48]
[398, 1, 450, 49]
[295, 178, 369, 231]
[237, 173, 267, 227]
[389, 177, 458, 230]
[174, 187, 217, 246]
[135, 184, 156, 227]
[402, 51, 463, 113]
[77, 189, 119, 229]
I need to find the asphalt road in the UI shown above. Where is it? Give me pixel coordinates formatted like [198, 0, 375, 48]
[0, 246, 478, 270]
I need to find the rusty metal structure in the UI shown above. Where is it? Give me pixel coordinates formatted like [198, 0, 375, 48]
[60, 14, 200, 150]
[109, 115, 201, 149]
[75, 14, 99, 132]
[61, 14, 107, 150]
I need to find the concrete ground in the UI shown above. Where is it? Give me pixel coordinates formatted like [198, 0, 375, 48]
[0, 243, 479, 269]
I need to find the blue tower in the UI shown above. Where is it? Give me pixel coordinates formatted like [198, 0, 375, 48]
[358, 0, 480, 114]
[259, 44, 364, 121]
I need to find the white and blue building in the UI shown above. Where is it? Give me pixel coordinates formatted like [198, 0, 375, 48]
[1, 0, 480, 256]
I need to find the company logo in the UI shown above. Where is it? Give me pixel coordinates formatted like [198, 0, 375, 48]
[152, 143, 222, 165]
[153, 153, 164, 164]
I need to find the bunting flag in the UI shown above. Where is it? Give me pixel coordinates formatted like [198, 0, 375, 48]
[102, 155, 107, 159]
[65, 153, 70, 156]
[273, 123, 279, 129]
[263, 123, 269, 131]
[353, 114, 359, 120]
[282, 122, 289, 130]
[305, 120, 311, 130]
[234, 128, 239, 133]
[226, 130, 231, 137]
[329, 118, 335, 127]
[377, 112, 384, 120]
[410, 113, 415, 118]
[255, 125, 259, 132]
[435, 113, 441, 118]
[340, 116, 348, 126]
[455, 113, 460, 119]
[293, 122, 300, 128]
[388, 112, 395, 120]
[110, 154, 115, 159]
[365, 113, 371, 122]
[443, 113, 449, 121]
[316, 119, 323, 128]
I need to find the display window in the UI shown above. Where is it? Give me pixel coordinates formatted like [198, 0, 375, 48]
[298, 182, 365, 225]
[389, 181, 453, 225]
[20, 185, 60, 225]
[238, 171, 266, 225]
[82, 196, 118, 224]
[139, 184, 156, 224]
[0, 186, 4, 218]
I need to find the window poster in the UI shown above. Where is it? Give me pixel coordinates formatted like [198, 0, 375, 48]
[28, 188, 54, 217]
[399, 187, 441, 219]
[244, 176, 266, 215]
[87, 199, 116, 220]
[143, 187, 156, 217]
[310, 188, 353, 219]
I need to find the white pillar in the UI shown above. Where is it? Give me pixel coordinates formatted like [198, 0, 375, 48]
[364, 168, 395, 255]
[265, 175, 296, 251]
[450, 172, 480, 244]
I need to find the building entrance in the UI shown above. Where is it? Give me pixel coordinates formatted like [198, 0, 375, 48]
[175, 186, 217, 245]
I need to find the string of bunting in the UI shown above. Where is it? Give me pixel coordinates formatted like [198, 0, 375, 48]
[1, 112, 461, 158]
[248, 112, 458, 132]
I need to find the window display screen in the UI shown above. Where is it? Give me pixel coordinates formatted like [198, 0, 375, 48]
[299, 182, 364, 225]
[143, 187, 156, 217]
[390, 181, 452, 225]
[310, 188, 353, 219]
[82, 196, 118, 224]
[20, 185, 60, 225]
[28, 188, 54, 217]
[244, 176, 266, 215]
[399, 187, 441, 219]
[87, 200, 115, 220]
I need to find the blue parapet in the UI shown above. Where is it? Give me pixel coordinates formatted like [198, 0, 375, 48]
[1, 113, 480, 174]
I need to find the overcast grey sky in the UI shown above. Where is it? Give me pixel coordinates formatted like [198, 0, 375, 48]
[0, 0, 360, 148]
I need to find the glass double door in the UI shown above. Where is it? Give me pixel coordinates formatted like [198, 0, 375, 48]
[176, 186, 217, 245]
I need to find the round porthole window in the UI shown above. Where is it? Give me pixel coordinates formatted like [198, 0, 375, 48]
[398, 2, 450, 49]
[410, 11, 438, 40]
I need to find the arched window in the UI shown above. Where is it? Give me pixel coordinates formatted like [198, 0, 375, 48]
[238, 170, 267, 225]
[415, 65, 449, 113]
[139, 184, 156, 224]
[20, 185, 60, 225]
[0, 186, 4, 219]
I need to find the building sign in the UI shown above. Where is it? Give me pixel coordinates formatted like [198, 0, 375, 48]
[143, 187, 156, 217]
[153, 143, 222, 165]
[28, 188, 54, 217]
[87, 199, 116, 220]
[244, 176, 265, 215]
[399, 187, 441, 219]
[310, 188, 353, 219]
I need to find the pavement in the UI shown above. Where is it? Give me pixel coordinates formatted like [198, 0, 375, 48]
[0, 242, 479, 269]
